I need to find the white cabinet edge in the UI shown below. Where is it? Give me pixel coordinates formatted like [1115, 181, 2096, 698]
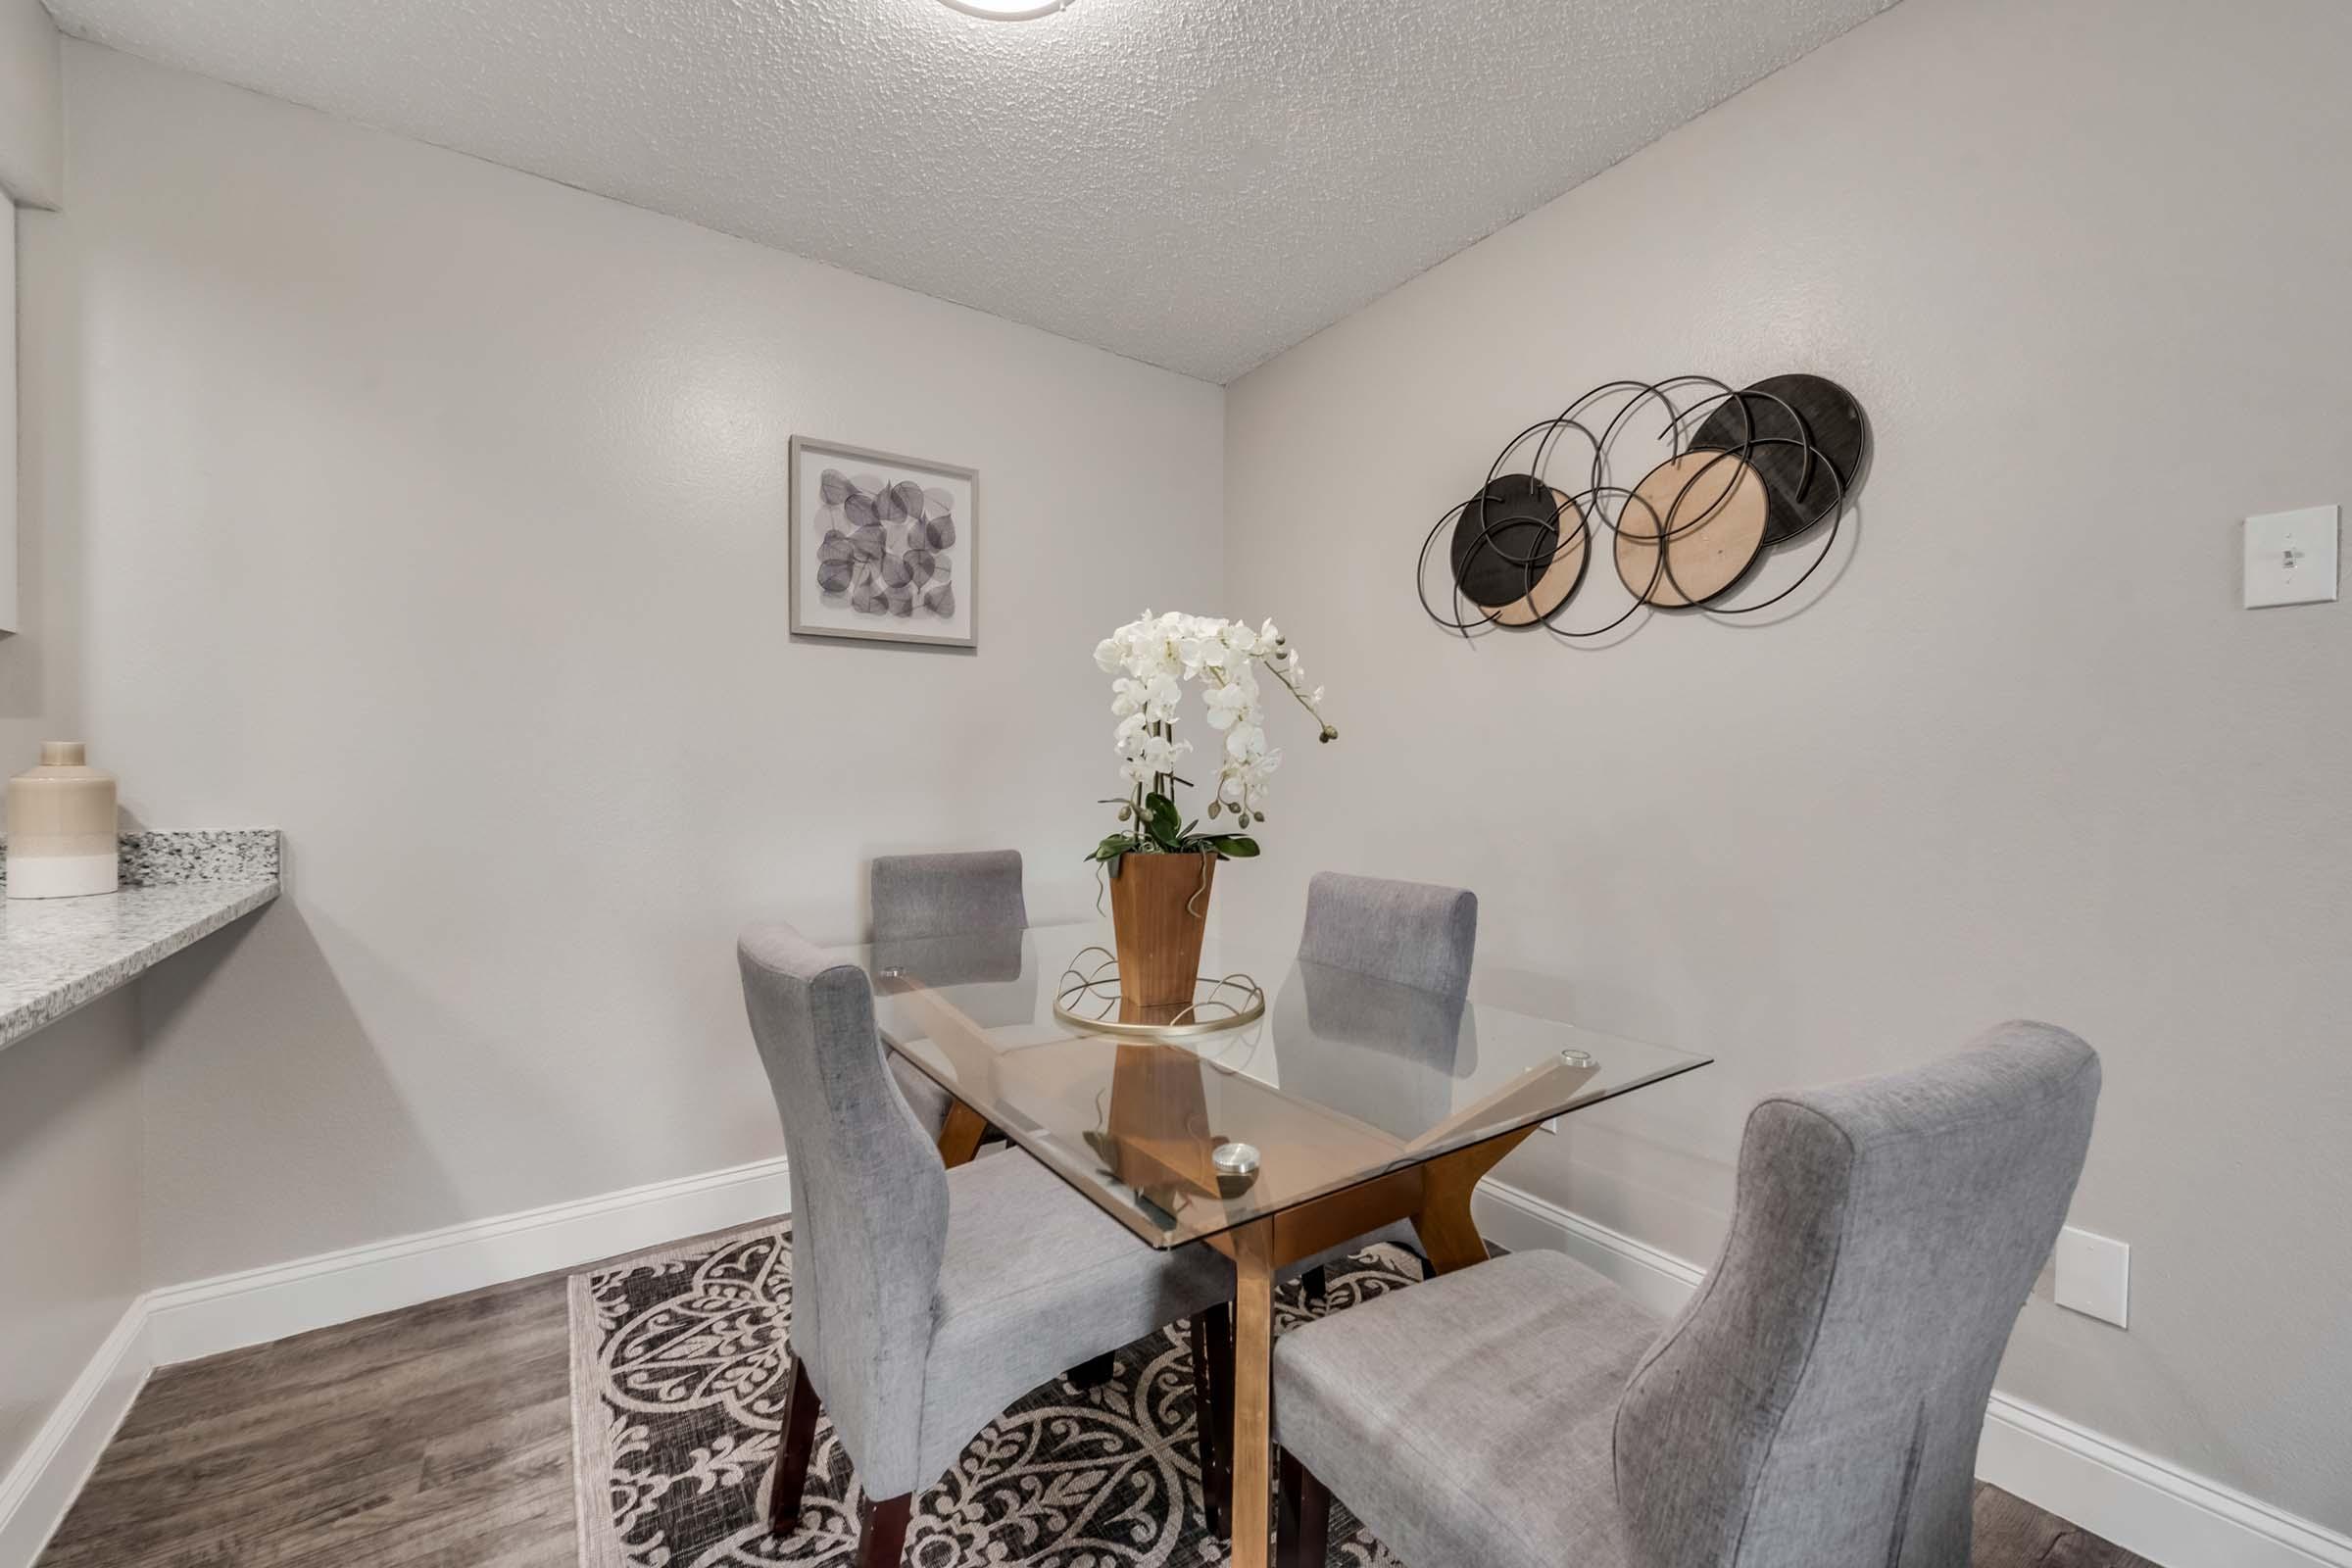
[2, 198, 18, 633]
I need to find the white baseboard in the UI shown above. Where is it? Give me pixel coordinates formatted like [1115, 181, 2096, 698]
[146, 1155, 793, 1365]
[1979, 1394, 2352, 1568]
[0, 1155, 793, 1568]
[1470, 1175, 2352, 1568]
[0, 1299, 153, 1568]
[1469, 1176, 1706, 1315]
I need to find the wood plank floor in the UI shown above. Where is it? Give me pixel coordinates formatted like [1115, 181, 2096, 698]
[40, 1257, 2164, 1568]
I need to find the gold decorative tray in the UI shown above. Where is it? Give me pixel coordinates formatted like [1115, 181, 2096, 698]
[1051, 947, 1266, 1040]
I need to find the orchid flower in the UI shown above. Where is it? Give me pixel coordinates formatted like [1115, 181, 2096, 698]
[1090, 611, 1337, 861]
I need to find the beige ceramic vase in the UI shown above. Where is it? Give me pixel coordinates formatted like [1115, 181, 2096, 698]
[7, 742, 121, 899]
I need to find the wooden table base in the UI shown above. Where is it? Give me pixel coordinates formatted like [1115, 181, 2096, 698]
[1217, 1125, 1537, 1568]
[929, 1071, 1534, 1568]
[936, 1101, 990, 1168]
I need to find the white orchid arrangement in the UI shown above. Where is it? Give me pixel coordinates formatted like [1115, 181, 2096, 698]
[1088, 611, 1337, 865]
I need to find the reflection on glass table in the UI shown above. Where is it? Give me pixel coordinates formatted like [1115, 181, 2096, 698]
[848, 920, 1708, 1250]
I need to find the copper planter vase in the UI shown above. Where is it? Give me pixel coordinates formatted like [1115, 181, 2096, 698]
[1108, 851, 1216, 1010]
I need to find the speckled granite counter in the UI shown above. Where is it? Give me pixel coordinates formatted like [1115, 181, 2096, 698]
[0, 830, 280, 1052]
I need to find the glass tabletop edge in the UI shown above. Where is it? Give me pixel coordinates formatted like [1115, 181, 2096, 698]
[877, 1031, 1715, 1253]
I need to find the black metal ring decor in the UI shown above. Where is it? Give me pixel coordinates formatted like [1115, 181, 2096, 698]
[1418, 373, 1871, 639]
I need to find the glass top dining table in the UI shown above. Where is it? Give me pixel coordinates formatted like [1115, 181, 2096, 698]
[834, 918, 1711, 1252]
[833, 915, 1710, 1568]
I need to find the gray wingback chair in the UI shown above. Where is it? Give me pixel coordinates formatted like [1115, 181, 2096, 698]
[1284, 871, 1479, 1297]
[868, 850, 1028, 1136]
[740, 922, 1231, 1567]
[1270, 1022, 2101, 1568]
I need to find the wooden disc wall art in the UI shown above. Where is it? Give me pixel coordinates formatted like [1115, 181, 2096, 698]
[1418, 373, 1871, 641]
[1615, 450, 1769, 607]
[1447, 474, 1588, 625]
[1687, 372, 1868, 545]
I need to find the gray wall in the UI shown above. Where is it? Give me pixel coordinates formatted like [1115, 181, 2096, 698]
[0, 997, 141, 1492]
[0, 0, 62, 208]
[15, 42, 1222, 1294]
[1224, 0, 2352, 1533]
[0, 0, 122, 1491]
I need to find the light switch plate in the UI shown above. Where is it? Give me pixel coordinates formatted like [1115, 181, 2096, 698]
[2053, 1226, 2130, 1328]
[2243, 505, 2339, 609]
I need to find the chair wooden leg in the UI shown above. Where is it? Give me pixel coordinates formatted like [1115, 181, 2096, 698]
[1189, 1314, 1215, 1517]
[1071, 1351, 1116, 1390]
[1276, 1450, 1299, 1568]
[856, 1493, 912, 1567]
[1277, 1450, 1330, 1568]
[1190, 1304, 1234, 1533]
[1300, 1264, 1328, 1308]
[769, 1358, 822, 1537]
[1210, 1302, 1236, 1530]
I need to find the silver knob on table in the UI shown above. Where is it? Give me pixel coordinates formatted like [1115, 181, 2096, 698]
[1211, 1141, 1261, 1177]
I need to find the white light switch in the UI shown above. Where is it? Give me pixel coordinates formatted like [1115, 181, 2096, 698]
[2053, 1226, 2130, 1328]
[2243, 505, 2338, 609]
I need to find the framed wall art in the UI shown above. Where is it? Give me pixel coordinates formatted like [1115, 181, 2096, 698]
[788, 435, 977, 649]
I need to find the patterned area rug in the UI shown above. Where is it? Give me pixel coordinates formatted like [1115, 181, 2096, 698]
[569, 1224, 1416, 1568]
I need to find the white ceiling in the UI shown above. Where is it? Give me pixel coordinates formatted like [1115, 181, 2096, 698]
[44, 0, 1894, 382]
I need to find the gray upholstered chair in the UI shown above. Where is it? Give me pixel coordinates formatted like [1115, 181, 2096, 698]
[1297, 870, 1479, 997]
[1282, 871, 1479, 1298]
[740, 922, 1231, 1567]
[868, 850, 1028, 1137]
[1271, 1022, 2100, 1568]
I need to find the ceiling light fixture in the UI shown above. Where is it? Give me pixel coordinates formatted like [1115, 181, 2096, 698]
[937, 0, 1074, 19]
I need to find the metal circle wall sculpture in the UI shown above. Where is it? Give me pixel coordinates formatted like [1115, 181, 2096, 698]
[1419, 373, 1871, 639]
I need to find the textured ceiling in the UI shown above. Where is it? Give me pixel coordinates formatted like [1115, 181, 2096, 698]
[44, 0, 1894, 382]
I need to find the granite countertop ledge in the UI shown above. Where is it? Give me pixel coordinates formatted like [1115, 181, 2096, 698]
[0, 830, 280, 1052]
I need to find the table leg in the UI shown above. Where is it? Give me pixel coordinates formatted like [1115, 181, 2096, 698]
[936, 1101, 989, 1169]
[1409, 1126, 1537, 1275]
[1227, 1218, 1277, 1568]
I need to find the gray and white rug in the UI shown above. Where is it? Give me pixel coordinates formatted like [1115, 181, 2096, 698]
[569, 1224, 1415, 1568]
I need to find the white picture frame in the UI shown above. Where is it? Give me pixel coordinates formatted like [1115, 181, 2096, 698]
[788, 435, 977, 649]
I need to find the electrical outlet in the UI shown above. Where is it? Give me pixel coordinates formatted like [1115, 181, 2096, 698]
[2053, 1226, 2130, 1328]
